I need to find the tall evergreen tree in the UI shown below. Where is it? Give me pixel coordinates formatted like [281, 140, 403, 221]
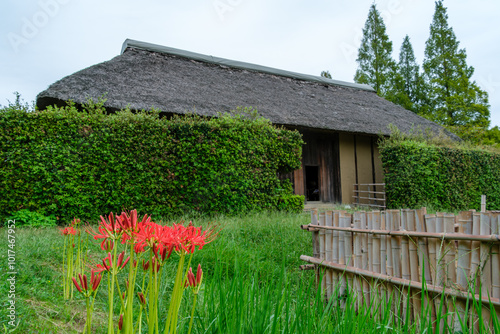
[354, 3, 396, 95]
[423, 0, 490, 127]
[386, 35, 427, 113]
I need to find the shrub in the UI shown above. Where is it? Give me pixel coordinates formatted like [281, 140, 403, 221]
[379, 127, 500, 211]
[0, 103, 304, 222]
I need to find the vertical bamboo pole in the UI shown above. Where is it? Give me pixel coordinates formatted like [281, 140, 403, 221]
[390, 210, 402, 319]
[401, 209, 411, 323]
[361, 212, 370, 308]
[380, 211, 389, 319]
[444, 213, 456, 332]
[371, 211, 381, 315]
[338, 212, 350, 306]
[385, 210, 394, 316]
[319, 212, 326, 296]
[332, 211, 341, 298]
[416, 208, 435, 326]
[435, 213, 447, 333]
[455, 211, 473, 332]
[311, 209, 320, 285]
[425, 214, 438, 332]
[481, 195, 486, 213]
[491, 213, 500, 299]
[470, 212, 481, 333]
[480, 213, 492, 331]
[344, 213, 354, 305]
[407, 210, 421, 323]
[353, 212, 363, 310]
[491, 213, 500, 328]
[325, 211, 334, 299]
[415, 207, 436, 323]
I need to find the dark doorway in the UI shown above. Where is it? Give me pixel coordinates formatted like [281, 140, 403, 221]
[305, 166, 320, 201]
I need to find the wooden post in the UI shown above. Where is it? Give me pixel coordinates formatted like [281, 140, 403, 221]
[455, 211, 473, 332]
[319, 212, 326, 296]
[407, 210, 421, 323]
[353, 212, 363, 310]
[311, 209, 320, 285]
[338, 212, 350, 306]
[325, 211, 334, 299]
[415, 208, 435, 326]
[344, 213, 354, 304]
[481, 195, 486, 213]
[480, 213, 492, 330]
[371, 211, 381, 315]
[401, 209, 411, 322]
[332, 211, 341, 299]
[470, 212, 481, 333]
[361, 212, 370, 308]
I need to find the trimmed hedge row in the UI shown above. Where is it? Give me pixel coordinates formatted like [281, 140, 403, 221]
[0, 104, 304, 223]
[380, 140, 500, 211]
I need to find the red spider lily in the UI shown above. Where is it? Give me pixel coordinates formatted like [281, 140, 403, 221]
[118, 314, 124, 331]
[169, 223, 217, 254]
[116, 210, 152, 244]
[94, 251, 130, 273]
[185, 264, 203, 291]
[88, 213, 122, 250]
[70, 218, 81, 226]
[133, 220, 162, 253]
[72, 270, 102, 294]
[59, 226, 78, 236]
[137, 292, 147, 306]
[142, 259, 150, 271]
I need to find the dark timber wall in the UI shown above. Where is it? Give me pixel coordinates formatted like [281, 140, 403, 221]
[287, 129, 383, 205]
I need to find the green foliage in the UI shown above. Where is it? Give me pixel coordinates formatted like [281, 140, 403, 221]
[447, 125, 500, 151]
[380, 128, 500, 211]
[423, 0, 490, 127]
[386, 35, 427, 114]
[0, 104, 304, 222]
[354, 3, 396, 95]
[6, 209, 57, 227]
[320, 70, 332, 79]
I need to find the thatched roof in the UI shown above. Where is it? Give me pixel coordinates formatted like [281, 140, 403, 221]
[37, 39, 452, 137]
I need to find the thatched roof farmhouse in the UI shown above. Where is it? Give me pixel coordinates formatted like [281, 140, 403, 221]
[37, 39, 452, 205]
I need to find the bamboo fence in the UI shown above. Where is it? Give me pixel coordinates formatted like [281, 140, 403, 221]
[301, 208, 500, 333]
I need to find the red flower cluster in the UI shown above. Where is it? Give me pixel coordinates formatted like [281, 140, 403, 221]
[60, 226, 78, 236]
[72, 270, 102, 294]
[91, 210, 217, 257]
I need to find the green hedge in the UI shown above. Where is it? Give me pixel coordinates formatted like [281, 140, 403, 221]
[0, 104, 304, 223]
[380, 139, 500, 211]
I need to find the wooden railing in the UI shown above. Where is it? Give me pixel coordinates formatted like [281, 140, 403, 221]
[301, 208, 500, 333]
[352, 183, 385, 209]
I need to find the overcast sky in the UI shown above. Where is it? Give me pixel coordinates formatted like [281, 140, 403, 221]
[1, 0, 499, 127]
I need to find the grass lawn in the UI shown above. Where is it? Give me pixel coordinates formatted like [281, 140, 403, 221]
[1, 210, 494, 333]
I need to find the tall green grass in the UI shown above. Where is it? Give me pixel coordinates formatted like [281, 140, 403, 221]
[1, 211, 498, 333]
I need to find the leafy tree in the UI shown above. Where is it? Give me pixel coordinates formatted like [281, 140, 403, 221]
[423, 0, 490, 127]
[354, 3, 396, 95]
[386, 35, 428, 114]
[320, 70, 332, 79]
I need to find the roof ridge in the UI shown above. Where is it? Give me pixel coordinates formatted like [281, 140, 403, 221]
[121, 39, 375, 92]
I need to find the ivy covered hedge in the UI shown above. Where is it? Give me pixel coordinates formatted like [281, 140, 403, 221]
[0, 103, 304, 223]
[380, 135, 500, 211]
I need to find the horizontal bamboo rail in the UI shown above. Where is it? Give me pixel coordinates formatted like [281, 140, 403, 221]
[301, 208, 500, 333]
[300, 224, 500, 242]
[300, 255, 500, 307]
[352, 183, 386, 209]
